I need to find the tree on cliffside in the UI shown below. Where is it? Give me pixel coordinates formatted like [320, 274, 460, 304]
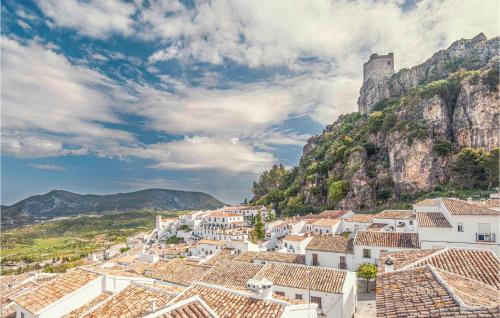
[253, 211, 265, 240]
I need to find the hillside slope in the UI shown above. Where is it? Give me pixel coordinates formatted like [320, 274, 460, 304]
[1, 188, 224, 229]
[252, 33, 499, 215]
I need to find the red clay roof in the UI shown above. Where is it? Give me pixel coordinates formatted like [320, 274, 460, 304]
[354, 231, 420, 248]
[416, 212, 452, 227]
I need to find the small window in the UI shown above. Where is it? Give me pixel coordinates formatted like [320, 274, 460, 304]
[311, 296, 322, 309]
[458, 223, 464, 232]
[275, 291, 285, 297]
[409, 220, 413, 225]
[295, 294, 303, 300]
[387, 61, 391, 65]
[21, 313, 25, 318]
[363, 249, 371, 258]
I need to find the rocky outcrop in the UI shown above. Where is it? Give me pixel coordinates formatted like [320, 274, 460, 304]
[358, 33, 498, 114]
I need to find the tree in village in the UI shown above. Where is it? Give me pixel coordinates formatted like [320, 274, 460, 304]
[254, 211, 265, 240]
[357, 263, 377, 292]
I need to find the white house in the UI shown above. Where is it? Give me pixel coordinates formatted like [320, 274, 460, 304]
[222, 205, 274, 221]
[254, 263, 357, 318]
[341, 214, 374, 233]
[156, 216, 179, 239]
[189, 239, 226, 258]
[414, 197, 500, 254]
[201, 211, 244, 228]
[372, 210, 416, 232]
[14, 267, 155, 318]
[305, 235, 354, 270]
[353, 230, 420, 267]
[308, 219, 342, 235]
[279, 235, 313, 254]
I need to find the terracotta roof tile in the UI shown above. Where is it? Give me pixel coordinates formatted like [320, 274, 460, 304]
[234, 251, 259, 263]
[62, 292, 112, 318]
[305, 235, 353, 253]
[354, 231, 420, 248]
[253, 263, 347, 294]
[15, 268, 100, 314]
[198, 239, 226, 246]
[379, 249, 441, 272]
[344, 214, 374, 223]
[312, 219, 341, 226]
[169, 284, 286, 318]
[282, 235, 309, 242]
[206, 211, 242, 217]
[366, 223, 387, 231]
[203, 248, 239, 266]
[443, 198, 499, 215]
[416, 212, 452, 227]
[199, 261, 264, 290]
[374, 210, 415, 219]
[157, 297, 216, 318]
[83, 283, 178, 318]
[145, 259, 212, 286]
[376, 266, 499, 317]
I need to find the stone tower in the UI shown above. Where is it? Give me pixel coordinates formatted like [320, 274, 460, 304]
[363, 53, 394, 83]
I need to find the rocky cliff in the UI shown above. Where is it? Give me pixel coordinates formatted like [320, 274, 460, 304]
[252, 34, 499, 214]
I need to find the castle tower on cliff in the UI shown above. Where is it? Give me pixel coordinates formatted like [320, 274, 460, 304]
[363, 53, 394, 83]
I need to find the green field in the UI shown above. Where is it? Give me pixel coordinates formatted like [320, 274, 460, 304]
[0, 210, 182, 274]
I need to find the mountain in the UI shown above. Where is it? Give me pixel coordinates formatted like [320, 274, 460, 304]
[1, 188, 225, 229]
[252, 33, 499, 215]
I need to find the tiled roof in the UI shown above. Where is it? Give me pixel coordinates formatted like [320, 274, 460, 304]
[169, 284, 286, 318]
[344, 214, 374, 223]
[83, 283, 178, 318]
[206, 211, 242, 217]
[374, 210, 415, 219]
[253, 251, 305, 264]
[378, 249, 441, 273]
[156, 297, 216, 318]
[62, 292, 112, 318]
[366, 223, 387, 231]
[199, 261, 264, 290]
[145, 259, 212, 286]
[409, 248, 500, 288]
[282, 235, 309, 242]
[15, 268, 100, 314]
[254, 262, 347, 294]
[354, 231, 420, 248]
[312, 219, 340, 226]
[376, 266, 499, 317]
[443, 198, 499, 215]
[203, 248, 239, 266]
[305, 235, 353, 253]
[198, 239, 225, 246]
[414, 198, 441, 206]
[234, 251, 259, 262]
[416, 212, 452, 227]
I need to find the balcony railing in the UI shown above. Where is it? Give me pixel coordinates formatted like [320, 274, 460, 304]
[476, 233, 496, 243]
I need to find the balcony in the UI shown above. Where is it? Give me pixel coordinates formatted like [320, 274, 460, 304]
[476, 233, 496, 243]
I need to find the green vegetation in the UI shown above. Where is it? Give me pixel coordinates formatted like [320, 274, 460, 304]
[357, 263, 378, 292]
[328, 180, 347, 202]
[433, 140, 453, 156]
[1, 210, 180, 275]
[179, 224, 192, 231]
[253, 211, 265, 240]
[451, 148, 499, 190]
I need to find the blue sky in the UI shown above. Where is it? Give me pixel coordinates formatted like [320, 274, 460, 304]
[1, 0, 498, 205]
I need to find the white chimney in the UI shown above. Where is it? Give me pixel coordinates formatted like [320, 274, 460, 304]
[149, 298, 157, 312]
[385, 256, 394, 273]
[260, 278, 273, 300]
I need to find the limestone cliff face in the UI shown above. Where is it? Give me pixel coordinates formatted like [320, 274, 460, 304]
[358, 33, 498, 114]
[253, 34, 499, 213]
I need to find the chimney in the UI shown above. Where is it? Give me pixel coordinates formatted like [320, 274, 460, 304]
[260, 279, 273, 300]
[384, 256, 394, 273]
[149, 298, 157, 312]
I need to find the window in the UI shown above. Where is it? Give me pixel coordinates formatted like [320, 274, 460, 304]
[275, 291, 285, 297]
[311, 296, 322, 309]
[409, 220, 413, 225]
[295, 294, 303, 300]
[457, 223, 464, 232]
[21, 313, 25, 318]
[363, 249, 371, 258]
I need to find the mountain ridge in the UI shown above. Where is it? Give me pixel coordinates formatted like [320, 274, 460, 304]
[1, 188, 225, 229]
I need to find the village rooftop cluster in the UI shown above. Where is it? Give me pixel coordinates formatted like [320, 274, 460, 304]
[1, 196, 499, 318]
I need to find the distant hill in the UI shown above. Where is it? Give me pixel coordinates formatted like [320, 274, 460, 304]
[1, 188, 225, 229]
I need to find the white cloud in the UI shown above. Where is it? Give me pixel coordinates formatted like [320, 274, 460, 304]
[133, 137, 276, 173]
[36, 0, 136, 39]
[28, 163, 66, 171]
[1, 36, 134, 157]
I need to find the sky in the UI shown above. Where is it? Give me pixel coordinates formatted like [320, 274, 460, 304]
[1, 0, 499, 205]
